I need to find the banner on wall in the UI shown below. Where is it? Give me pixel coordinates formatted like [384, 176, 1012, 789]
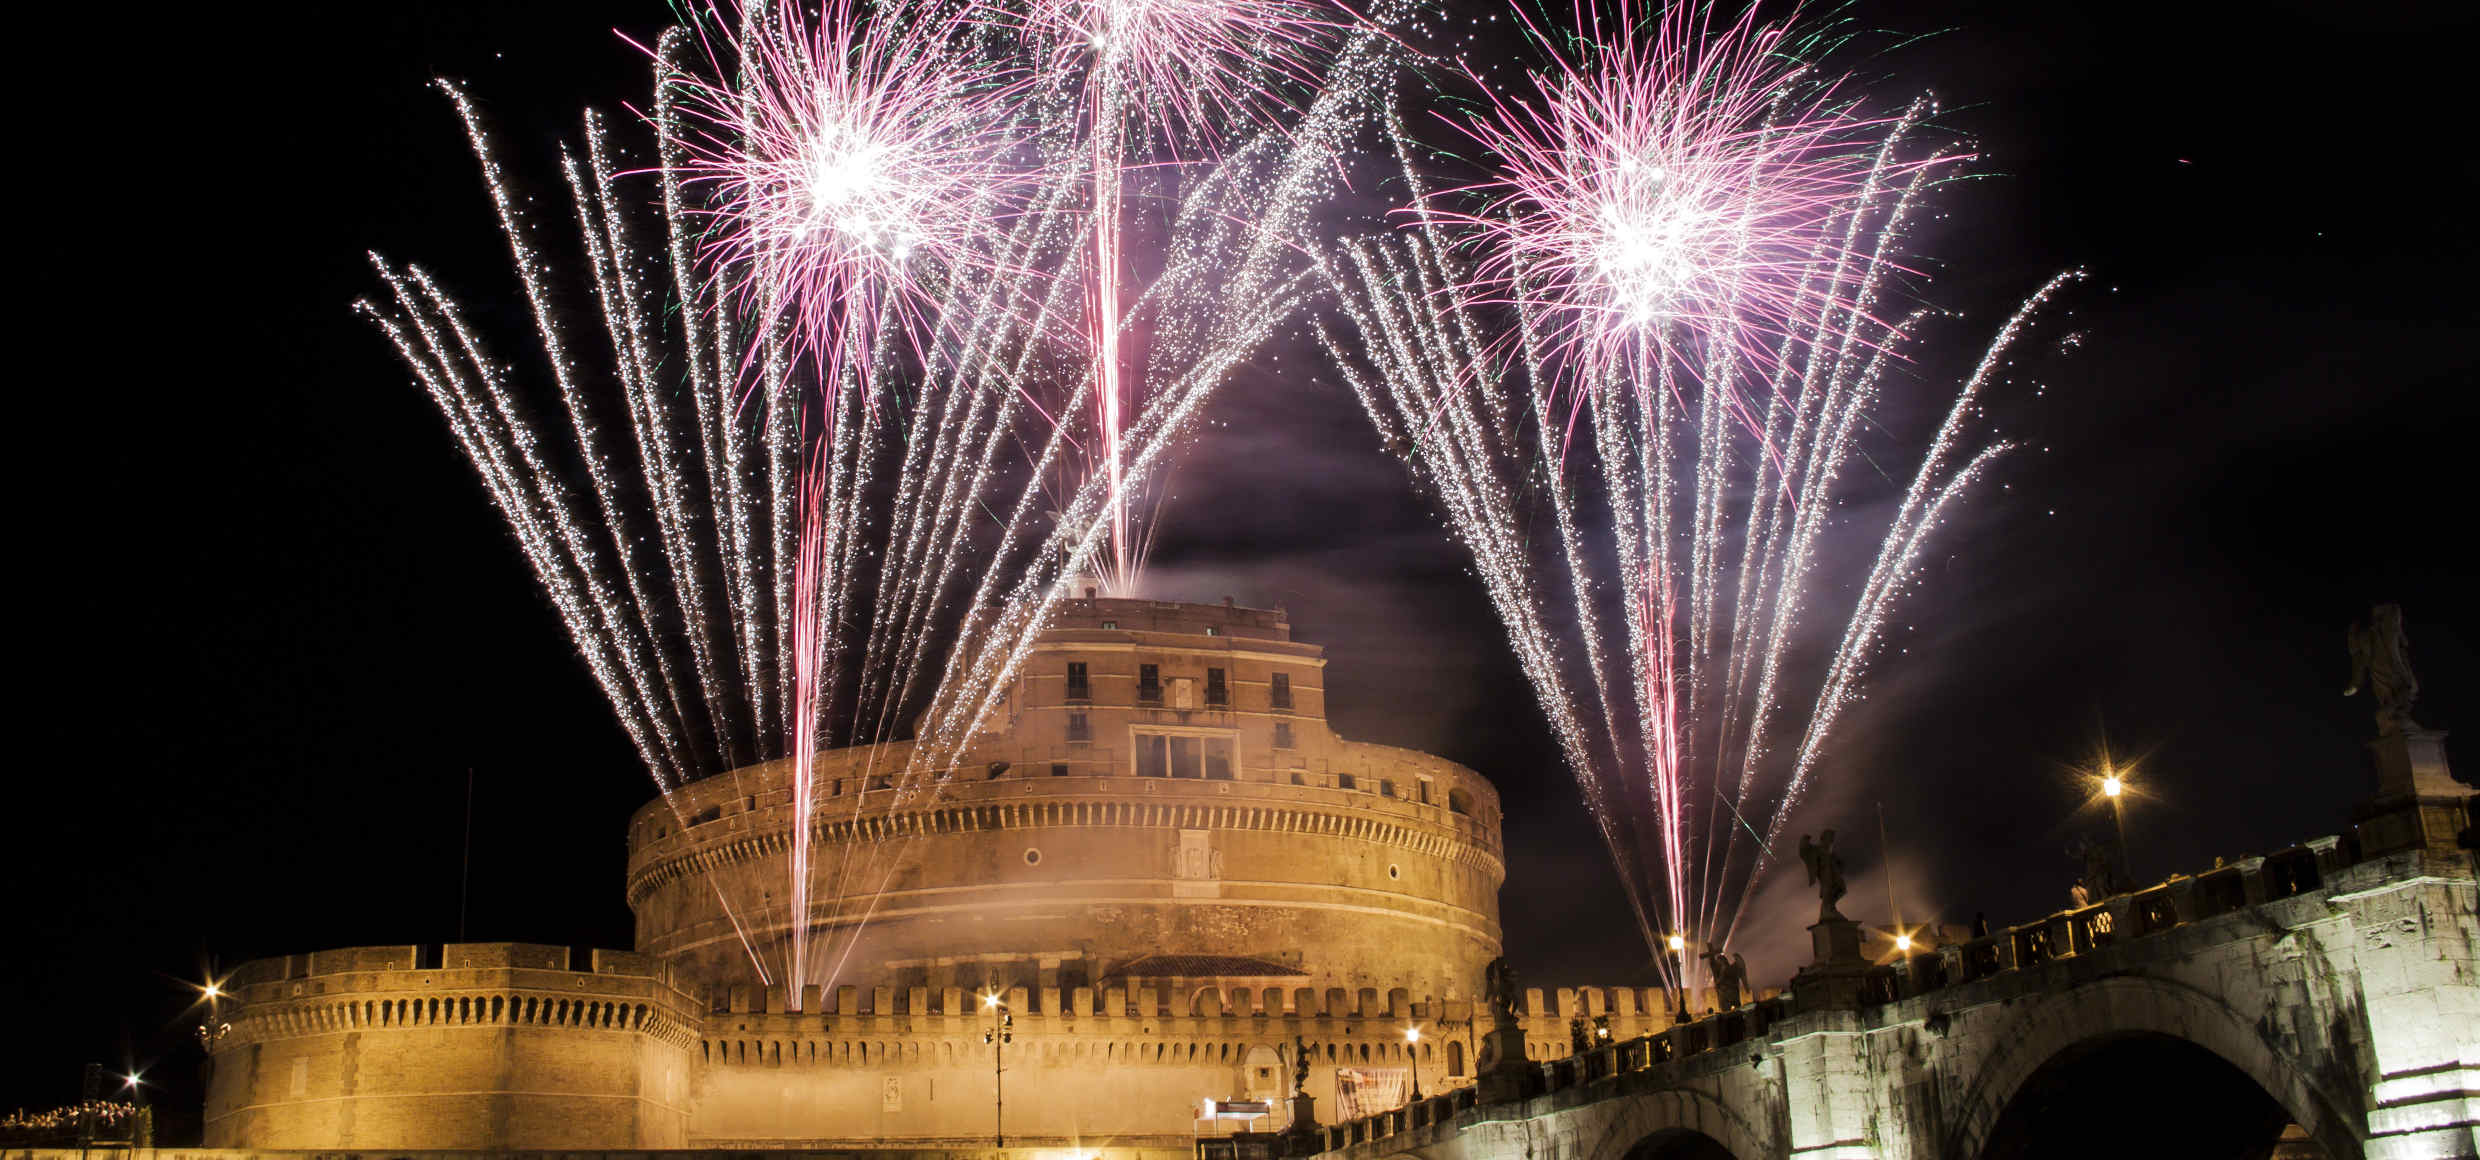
[1332, 1067, 1409, 1119]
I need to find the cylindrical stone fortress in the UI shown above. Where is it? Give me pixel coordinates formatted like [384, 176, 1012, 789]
[625, 596, 1507, 1006]
[200, 943, 701, 1149]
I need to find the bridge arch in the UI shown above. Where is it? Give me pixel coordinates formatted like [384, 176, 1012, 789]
[1946, 974, 2361, 1159]
[1571, 1086, 1769, 1160]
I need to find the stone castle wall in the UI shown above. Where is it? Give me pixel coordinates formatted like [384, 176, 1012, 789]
[625, 597, 1507, 1004]
[201, 944, 702, 1150]
[210, 598, 1534, 1150]
[680, 979, 1706, 1145]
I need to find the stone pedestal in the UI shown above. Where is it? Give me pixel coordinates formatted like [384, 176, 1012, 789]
[2353, 728, 2470, 864]
[1810, 914, 1863, 965]
[1474, 1022, 1537, 1105]
[1791, 913, 1885, 1011]
[1285, 1093, 1317, 1135]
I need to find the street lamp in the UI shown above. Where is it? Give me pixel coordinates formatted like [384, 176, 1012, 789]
[2099, 762, 2137, 889]
[980, 992, 1011, 1147]
[195, 977, 232, 1054]
[1404, 1027, 1421, 1102]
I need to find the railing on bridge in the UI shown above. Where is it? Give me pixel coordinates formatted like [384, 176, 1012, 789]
[1309, 834, 2354, 1155]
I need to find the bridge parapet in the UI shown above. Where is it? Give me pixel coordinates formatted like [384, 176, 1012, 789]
[1308, 830, 2474, 1160]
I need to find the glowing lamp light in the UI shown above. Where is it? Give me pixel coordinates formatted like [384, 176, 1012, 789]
[1665, 934, 1685, 952]
[981, 991, 1002, 1009]
[1893, 933, 1913, 952]
[1404, 1026, 1421, 1044]
[122, 1072, 142, 1090]
[2101, 772, 2123, 798]
[202, 981, 223, 1001]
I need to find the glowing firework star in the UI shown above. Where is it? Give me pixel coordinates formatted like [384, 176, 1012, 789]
[1435, 0, 1921, 414]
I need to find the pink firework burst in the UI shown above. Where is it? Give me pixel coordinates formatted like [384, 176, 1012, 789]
[668, 0, 1030, 379]
[1022, 0, 1344, 140]
[1438, 1, 1925, 401]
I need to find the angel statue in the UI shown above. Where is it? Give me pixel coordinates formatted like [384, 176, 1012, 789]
[1800, 830, 1848, 921]
[2345, 603, 2420, 734]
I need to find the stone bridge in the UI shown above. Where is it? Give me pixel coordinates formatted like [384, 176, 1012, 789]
[1301, 737, 2475, 1160]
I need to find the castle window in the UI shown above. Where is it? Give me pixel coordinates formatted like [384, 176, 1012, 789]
[1051, 763, 1070, 777]
[1100, 620, 1118, 629]
[1417, 777, 1434, 805]
[1205, 667, 1228, 706]
[690, 805, 722, 826]
[1138, 664, 1162, 704]
[1135, 731, 1233, 779]
[1380, 779, 1396, 799]
[1448, 788, 1474, 816]
[1067, 662, 1090, 700]
[1270, 672, 1292, 710]
[1205, 625, 1221, 636]
[1335, 770, 1355, 790]
[1274, 722, 1295, 750]
[1068, 712, 1091, 743]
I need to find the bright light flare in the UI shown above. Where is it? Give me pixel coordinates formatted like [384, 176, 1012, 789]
[2100, 769, 2124, 798]
[1893, 933, 1913, 952]
[1665, 933, 1686, 952]
[1404, 1026, 1421, 1043]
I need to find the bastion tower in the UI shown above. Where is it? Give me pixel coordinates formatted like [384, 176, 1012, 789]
[628, 593, 1506, 1002]
[213, 597, 1741, 1153]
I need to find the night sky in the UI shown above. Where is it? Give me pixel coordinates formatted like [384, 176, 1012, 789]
[14, 0, 2472, 1140]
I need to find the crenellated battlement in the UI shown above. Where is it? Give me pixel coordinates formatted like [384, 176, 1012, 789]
[211, 943, 704, 1055]
[682, 975, 1737, 1078]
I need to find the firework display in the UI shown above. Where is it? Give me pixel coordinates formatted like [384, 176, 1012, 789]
[1015, 0, 1351, 588]
[1317, 4, 2079, 985]
[360, 0, 2075, 1001]
[359, 0, 1406, 999]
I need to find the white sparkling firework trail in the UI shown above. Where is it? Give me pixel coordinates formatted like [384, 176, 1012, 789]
[358, 0, 1406, 1001]
[1015, 0, 1349, 590]
[1319, 77, 2079, 989]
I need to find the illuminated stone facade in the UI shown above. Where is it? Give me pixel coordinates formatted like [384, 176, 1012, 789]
[208, 598, 1681, 1150]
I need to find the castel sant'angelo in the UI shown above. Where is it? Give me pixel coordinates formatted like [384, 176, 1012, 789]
[203, 596, 1685, 1151]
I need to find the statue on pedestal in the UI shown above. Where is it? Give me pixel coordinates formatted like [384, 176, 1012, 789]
[2346, 603, 2420, 733]
[1799, 830, 1848, 921]
[1483, 956, 1520, 1030]
[1702, 942, 1746, 1011]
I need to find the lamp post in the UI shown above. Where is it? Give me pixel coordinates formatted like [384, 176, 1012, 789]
[1404, 1027, 1421, 1102]
[1663, 933, 1687, 1018]
[195, 979, 231, 1053]
[980, 991, 1011, 1147]
[2101, 763, 2135, 889]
